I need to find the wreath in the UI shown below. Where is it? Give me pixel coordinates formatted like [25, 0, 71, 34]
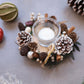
[16, 13, 81, 67]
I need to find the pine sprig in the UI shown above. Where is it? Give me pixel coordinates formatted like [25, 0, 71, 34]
[74, 43, 80, 51]
[70, 52, 75, 60]
[75, 41, 81, 45]
[63, 51, 75, 60]
[82, 82, 84, 84]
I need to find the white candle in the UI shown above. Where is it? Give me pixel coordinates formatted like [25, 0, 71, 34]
[38, 27, 55, 40]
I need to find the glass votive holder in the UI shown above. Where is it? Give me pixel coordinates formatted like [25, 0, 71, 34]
[32, 18, 61, 47]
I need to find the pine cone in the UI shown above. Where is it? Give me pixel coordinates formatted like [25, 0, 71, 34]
[68, 32, 77, 43]
[39, 52, 47, 61]
[17, 31, 32, 46]
[60, 23, 68, 34]
[55, 33, 73, 55]
[20, 44, 30, 56]
[68, 0, 84, 16]
[28, 42, 37, 51]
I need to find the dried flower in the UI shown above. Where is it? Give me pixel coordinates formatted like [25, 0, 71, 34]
[0, 73, 22, 84]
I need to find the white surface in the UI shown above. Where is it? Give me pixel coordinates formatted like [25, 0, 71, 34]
[0, 0, 84, 84]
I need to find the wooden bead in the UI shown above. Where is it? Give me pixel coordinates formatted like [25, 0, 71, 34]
[56, 55, 61, 62]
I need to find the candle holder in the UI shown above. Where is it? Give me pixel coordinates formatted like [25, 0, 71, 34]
[32, 18, 61, 47]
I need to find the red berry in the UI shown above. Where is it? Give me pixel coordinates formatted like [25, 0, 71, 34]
[0, 28, 3, 42]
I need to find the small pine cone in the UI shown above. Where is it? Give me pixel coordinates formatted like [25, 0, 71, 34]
[28, 42, 37, 51]
[68, 0, 84, 16]
[18, 22, 25, 31]
[32, 52, 39, 59]
[20, 44, 30, 56]
[60, 23, 68, 34]
[39, 52, 47, 61]
[68, 32, 77, 43]
[17, 31, 32, 46]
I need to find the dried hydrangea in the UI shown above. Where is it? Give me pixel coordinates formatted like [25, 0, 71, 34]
[0, 73, 22, 84]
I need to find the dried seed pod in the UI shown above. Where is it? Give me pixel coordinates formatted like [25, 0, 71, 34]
[25, 21, 34, 26]
[60, 23, 68, 34]
[18, 22, 25, 31]
[28, 42, 37, 51]
[20, 45, 30, 56]
[45, 13, 48, 18]
[32, 52, 39, 58]
[50, 16, 57, 20]
[56, 55, 61, 62]
[39, 52, 47, 61]
[45, 13, 48, 22]
[68, 32, 77, 43]
[68, 26, 75, 34]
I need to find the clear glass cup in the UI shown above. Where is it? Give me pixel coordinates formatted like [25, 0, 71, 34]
[32, 18, 61, 47]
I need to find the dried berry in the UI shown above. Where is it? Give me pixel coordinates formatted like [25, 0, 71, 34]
[50, 16, 57, 20]
[32, 52, 39, 58]
[0, 28, 3, 42]
[20, 45, 30, 56]
[60, 23, 68, 34]
[25, 21, 34, 27]
[39, 52, 47, 61]
[18, 22, 25, 31]
[68, 32, 77, 43]
[28, 42, 37, 51]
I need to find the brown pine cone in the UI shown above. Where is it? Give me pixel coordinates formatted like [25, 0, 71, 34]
[20, 45, 30, 56]
[39, 52, 47, 61]
[68, 32, 77, 43]
[28, 42, 37, 51]
[68, 0, 84, 16]
[60, 23, 68, 34]
[32, 52, 39, 58]
[18, 22, 25, 31]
